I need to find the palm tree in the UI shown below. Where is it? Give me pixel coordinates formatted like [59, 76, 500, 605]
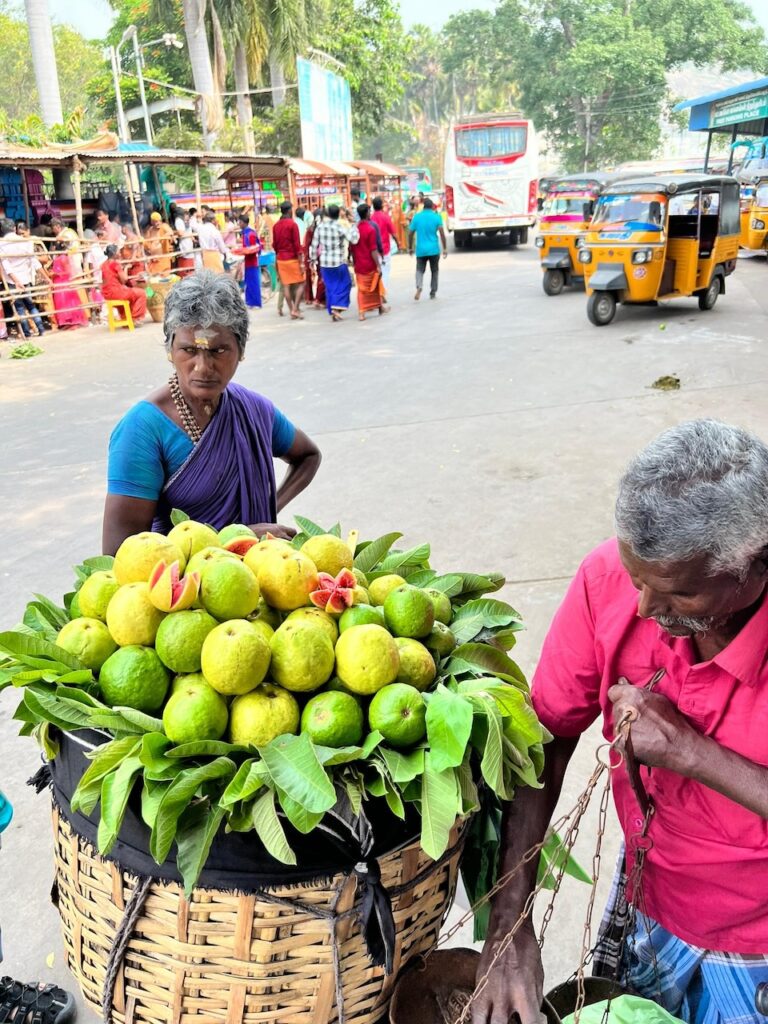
[24, 0, 63, 127]
[152, 0, 225, 149]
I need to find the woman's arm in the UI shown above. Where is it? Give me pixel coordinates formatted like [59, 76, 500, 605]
[275, 428, 321, 512]
[102, 494, 158, 555]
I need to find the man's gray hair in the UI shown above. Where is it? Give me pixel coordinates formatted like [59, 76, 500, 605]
[615, 419, 768, 577]
[163, 270, 249, 355]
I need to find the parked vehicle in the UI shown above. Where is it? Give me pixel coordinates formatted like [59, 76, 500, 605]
[443, 113, 538, 248]
[536, 173, 609, 295]
[579, 174, 740, 326]
[739, 176, 768, 251]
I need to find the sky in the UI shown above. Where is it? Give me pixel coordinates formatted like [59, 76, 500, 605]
[44, 0, 768, 48]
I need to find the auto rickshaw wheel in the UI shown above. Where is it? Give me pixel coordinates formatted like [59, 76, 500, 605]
[698, 275, 721, 310]
[543, 269, 566, 296]
[587, 290, 617, 326]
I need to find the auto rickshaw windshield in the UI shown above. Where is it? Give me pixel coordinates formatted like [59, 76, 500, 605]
[756, 184, 768, 207]
[593, 193, 666, 230]
[542, 195, 591, 216]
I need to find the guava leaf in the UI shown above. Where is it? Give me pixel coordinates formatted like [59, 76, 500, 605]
[31, 594, 69, 630]
[469, 697, 507, 799]
[448, 601, 524, 645]
[425, 689, 473, 772]
[385, 784, 405, 819]
[251, 788, 297, 865]
[220, 759, 269, 806]
[456, 759, 480, 814]
[176, 801, 226, 896]
[420, 754, 460, 861]
[293, 515, 328, 537]
[170, 509, 190, 526]
[259, 733, 336, 813]
[276, 787, 325, 833]
[72, 735, 142, 815]
[97, 753, 144, 854]
[140, 779, 169, 829]
[451, 572, 506, 603]
[23, 687, 96, 731]
[536, 831, 591, 891]
[166, 740, 249, 758]
[0, 632, 83, 673]
[404, 570, 438, 588]
[138, 733, 180, 781]
[379, 543, 431, 574]
[422, 573, 464, 596]
[353, 533, 403, 573]
[112, 707, 165, 734]
[379, 747, 425, 784]
[150, 757, 237, 863]
[314, 744, 365, 766]
[360, 730, 384, 757]
[343, 776, 364, 816]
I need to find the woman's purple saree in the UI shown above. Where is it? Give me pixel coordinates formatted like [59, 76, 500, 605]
[153, 383, 278, 532]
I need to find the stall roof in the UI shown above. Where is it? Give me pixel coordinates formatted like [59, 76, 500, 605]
[673, 77, 768, 134]
[219, 157, 357, 182]
[350, 160, 405, 177]
[0, 140, 249, 168]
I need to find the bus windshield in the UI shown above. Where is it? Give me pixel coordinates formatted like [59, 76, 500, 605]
[542, 196, 591, 216]
[455, 125, 527, 159]
[593, 194, 664, 230]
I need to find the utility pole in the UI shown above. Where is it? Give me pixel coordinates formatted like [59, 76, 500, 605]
[583, 100, 591, 172]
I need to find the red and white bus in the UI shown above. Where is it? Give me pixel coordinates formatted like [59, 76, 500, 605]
[443, 113, 538, 248]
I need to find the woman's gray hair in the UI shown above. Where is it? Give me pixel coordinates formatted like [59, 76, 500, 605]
[615, 419, 768, 578]
[163, 270, 249, 355]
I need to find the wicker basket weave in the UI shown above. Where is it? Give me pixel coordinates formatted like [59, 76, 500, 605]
[52, 805, 466, 1024]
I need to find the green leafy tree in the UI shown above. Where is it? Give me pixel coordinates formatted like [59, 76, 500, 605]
[0, 3, 102, 130]
[314, 0, 412, 144]
[493, 0, 768, 169]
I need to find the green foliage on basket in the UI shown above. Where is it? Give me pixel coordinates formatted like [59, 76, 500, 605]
[0, 521, 553, 900]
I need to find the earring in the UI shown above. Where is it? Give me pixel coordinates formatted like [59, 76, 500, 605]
[167, 353, 173, 362]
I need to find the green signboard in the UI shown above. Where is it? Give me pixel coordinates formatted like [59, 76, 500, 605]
[710, 89, 768, 128]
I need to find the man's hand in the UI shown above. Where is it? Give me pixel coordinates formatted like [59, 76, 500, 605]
[247, 523, 297, 541]
[442, 250, 448, 260]
[471, 924, 545, 1024]
[608, 678, 699, 773]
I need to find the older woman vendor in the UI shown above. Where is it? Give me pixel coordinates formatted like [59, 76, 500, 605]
[103, 271, 320, 554]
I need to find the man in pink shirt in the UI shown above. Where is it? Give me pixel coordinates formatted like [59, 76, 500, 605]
[96, 209, 121, 246]
[371, 196, 398, 292]
[474, 419, 768, 1024]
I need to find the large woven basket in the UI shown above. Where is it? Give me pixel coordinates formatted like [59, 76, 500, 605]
[52, 805, 466, 1024]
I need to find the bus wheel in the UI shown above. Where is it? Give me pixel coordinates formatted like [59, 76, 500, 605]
[508, 229, 520, 245]
[519, 228, 529, 244]
[698, 275, 721, 310]
[453, 231, 466, 250]
[543, 269, 566, 296]
[587, 290, 617, 326]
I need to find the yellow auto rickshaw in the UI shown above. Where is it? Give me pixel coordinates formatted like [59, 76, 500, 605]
[535, 173, 607, 295]
[579, 174, 740, 326]
[739, 176, 768, 251]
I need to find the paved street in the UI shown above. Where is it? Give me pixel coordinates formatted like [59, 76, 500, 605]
[3, 241, 768, 1011]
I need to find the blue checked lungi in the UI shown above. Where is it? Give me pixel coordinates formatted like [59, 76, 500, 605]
[592, 847, 768, 1024]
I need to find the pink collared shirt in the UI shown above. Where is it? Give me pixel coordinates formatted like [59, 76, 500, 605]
[531, 538, 768, 953]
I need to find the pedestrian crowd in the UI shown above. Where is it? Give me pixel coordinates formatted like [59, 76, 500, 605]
[0, 191, 447, 340]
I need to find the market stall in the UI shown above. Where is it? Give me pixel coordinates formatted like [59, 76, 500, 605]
[218, 156, 356, 212]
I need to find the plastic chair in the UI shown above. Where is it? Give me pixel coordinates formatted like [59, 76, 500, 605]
[106, 299, 135, 332]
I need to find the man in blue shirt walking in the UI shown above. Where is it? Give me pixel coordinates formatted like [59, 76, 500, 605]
[407, 197, 447, 300]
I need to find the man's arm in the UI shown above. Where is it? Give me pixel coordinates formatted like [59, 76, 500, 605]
[471, 735, 578, 1024]
[408, 230, 415, 254]
[439, 225, 448, 257]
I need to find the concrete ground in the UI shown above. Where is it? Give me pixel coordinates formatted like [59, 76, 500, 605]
[2, 241, 768, 1015]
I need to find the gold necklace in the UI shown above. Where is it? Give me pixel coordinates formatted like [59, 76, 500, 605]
[168, 374, 204, 443]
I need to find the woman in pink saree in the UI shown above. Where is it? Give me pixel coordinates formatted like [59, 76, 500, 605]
[51, 241, 88, 329]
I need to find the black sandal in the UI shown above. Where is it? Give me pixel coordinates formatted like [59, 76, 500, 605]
[0, 982, 73, 1024]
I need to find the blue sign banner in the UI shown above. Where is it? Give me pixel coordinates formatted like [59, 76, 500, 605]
[297, 57, 354, 162]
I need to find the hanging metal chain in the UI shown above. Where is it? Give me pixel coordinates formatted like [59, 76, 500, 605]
[451, 710, 636, 1024]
